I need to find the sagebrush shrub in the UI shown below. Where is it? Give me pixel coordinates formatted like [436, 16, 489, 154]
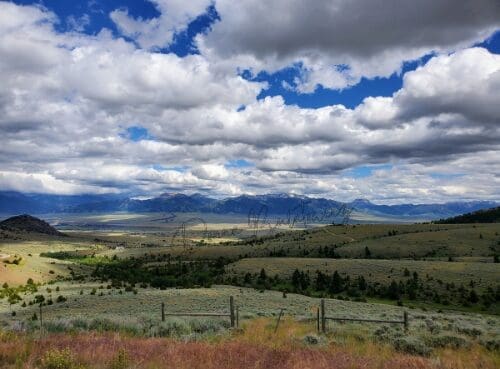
[393, 337, 431, 356]
[302, 334, 323, 345]
[427, 334, 470, 349]
[455, 325, 483, 337]
[40, 348, 84, 369]
[156, 318, 190, 337]
[479, 338, 499, 351]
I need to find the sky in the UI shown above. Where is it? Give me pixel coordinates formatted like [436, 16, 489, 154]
[0, 0, 499, 204]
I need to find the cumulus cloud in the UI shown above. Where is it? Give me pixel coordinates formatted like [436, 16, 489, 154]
[192, 164, 229, 180]
[110, 0, 211, 49]
[198, 0, 500, 91]
[0, 171, 114, 195]
[0, 2, 499, 203]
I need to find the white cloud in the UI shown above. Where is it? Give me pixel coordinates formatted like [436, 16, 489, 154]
[0, 2, 499, 203]
[110, 0, 211, 49]
[192, 164, 229, 180]
[0, 171, 115, 195]
[198, 0, 500, 91]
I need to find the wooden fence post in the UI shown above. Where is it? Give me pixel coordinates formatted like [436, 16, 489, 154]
[236, 306, 239, 328]
[229, 296, 235, 327]
[320, 299, 326, 333]
[316, 307, 320, 333]
[403, 311, 408, 332]
[161, 302, 165, 322]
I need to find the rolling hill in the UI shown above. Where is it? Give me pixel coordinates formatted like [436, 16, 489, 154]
[434, 206, 500, 223]
[0, 214, 64, 236]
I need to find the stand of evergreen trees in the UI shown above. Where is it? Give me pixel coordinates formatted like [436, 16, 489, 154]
[87, 255, 229, 289]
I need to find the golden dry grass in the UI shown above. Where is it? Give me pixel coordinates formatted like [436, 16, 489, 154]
[0, 319, 498, 369]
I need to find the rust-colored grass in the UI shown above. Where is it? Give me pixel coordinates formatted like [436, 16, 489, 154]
[0, 320, 498, 369]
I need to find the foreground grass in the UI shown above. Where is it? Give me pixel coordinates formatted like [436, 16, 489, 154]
[0, 318, 498, 369]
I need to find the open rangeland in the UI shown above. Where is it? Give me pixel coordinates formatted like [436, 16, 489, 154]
[0, 284, 499, 366]
[1, 218, 499, 366]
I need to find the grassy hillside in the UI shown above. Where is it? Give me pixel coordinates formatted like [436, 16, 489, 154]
[228, 258, 499, 292]
[435, 207, 500, 224]
[99, 223, 499, 261]
[230, 223, 500, 259]
[0, 240, 97, 285]
[227, 258, 500, 314]
[0, 215, 64, 237]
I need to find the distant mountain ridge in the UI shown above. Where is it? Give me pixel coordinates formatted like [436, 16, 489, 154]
[349, 198, 498, 218]
[0, 191, 497, 221]
[0, 191, 126, 214]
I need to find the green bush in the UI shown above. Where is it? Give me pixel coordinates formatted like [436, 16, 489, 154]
[393, 337, 431, 357]
[87, 318, 121, 332]
[156, 319, 190, 337]
[424, 318, 441, 334]
[44, 320, 72, 333]
[40, 348, 84, 369]
[427, 334, 470, 349]
[480, 338, 500, 351]
[188, 318, 230, 334]
[456, 325, 483, 337]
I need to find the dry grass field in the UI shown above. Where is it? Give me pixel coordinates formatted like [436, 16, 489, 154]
[0, 240, 98, 285]
[0, 319, 499, 369]
[1, 283, 499, 360]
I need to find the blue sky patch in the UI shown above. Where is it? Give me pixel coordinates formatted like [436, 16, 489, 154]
[121, 126, 154, 142]
[225, 159, 254, 168]
[345, 164, 393, 178]
[245, 55, 435, 109]
[152, 164, 188, 172]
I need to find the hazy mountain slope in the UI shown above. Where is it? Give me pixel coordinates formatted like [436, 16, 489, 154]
[0, 191, 497, 221]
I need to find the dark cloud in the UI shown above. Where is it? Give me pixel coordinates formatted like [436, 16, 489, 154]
[199, 0, 500, 91]
[205, 0, 500, 59]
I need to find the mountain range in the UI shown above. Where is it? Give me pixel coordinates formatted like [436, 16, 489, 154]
[0, 191, 497, 221]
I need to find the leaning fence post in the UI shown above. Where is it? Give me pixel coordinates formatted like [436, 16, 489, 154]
[274, 308, 284, 333]
[403, 311, 408, 332]
[316, 307, 320, 332]
[229, 296, 235, 327]
[320, 299, 326, 333]
[161, 302, 165, 322]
